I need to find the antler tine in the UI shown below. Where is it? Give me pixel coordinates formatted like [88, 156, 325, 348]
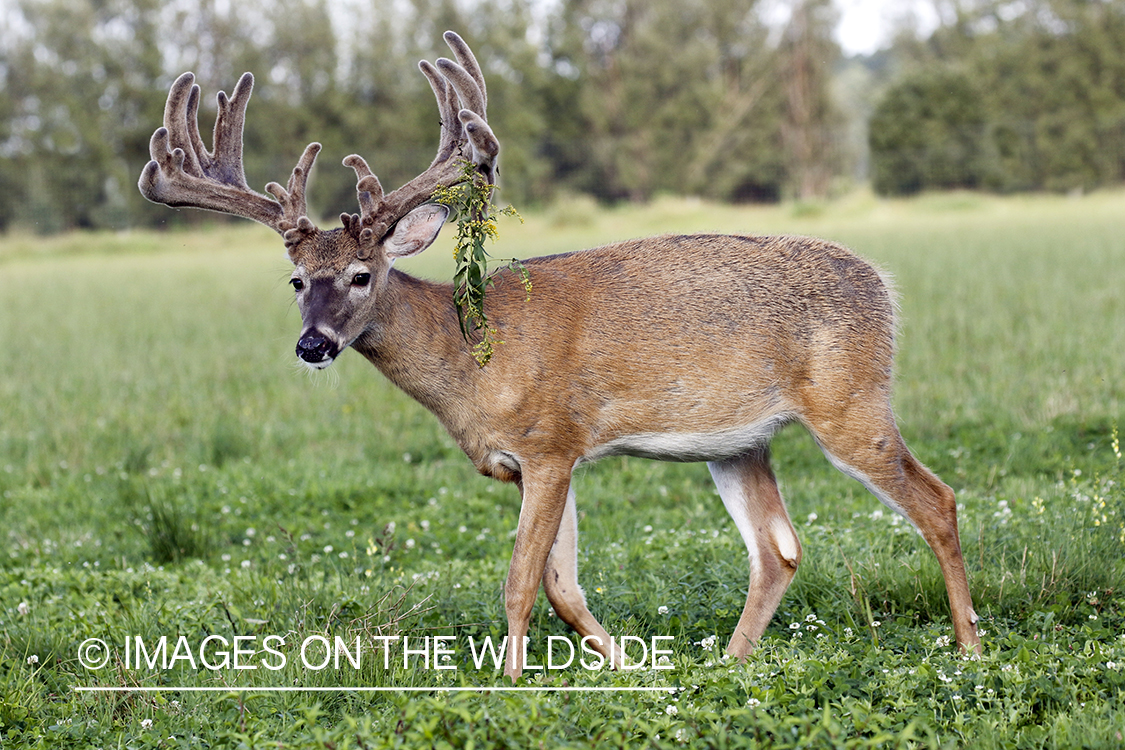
[159, 73, 205, 177]
[436, 58, 486, 123]
[210, 74, 255, 183]
[437, 31, 498, 177]
[342, 154, 387, 246]
[139, 71, 321, 243]
[266, 142, 323, 248]
[442, 31, 486, 114]
[346, 32, 499, 248]
[419, 60, 464, 166]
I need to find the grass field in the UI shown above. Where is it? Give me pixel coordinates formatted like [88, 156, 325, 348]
[1, 190, 1123, 748]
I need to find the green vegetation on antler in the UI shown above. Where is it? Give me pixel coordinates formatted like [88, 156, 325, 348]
[432, 160, 529, 367]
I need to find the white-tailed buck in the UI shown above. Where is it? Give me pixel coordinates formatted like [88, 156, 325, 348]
[140, 32, 980, 680]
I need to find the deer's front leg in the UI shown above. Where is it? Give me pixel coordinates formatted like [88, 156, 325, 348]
[542, 484, 621, 669]
[503, 464, 572, 681]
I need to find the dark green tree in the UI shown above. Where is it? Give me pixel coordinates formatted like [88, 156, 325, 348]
[869, 68, 987, 196]
[875, 0, 1125, 194]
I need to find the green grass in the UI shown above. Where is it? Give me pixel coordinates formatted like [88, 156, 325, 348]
[1, 190, 1124, 748]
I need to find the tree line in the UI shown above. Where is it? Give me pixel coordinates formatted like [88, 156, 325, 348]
[0, 0, 843, 231]
[1, 0, 1124, 232]
[869, 0, 1125, 195]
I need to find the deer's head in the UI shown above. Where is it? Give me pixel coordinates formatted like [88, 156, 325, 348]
[139, 31, 497, 369]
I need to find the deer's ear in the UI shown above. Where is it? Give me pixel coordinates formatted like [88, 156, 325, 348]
[384, 203, 450, 259]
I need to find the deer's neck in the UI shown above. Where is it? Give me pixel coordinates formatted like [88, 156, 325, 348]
[351, 269, 490, 459]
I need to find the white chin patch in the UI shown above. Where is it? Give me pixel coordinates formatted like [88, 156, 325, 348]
[302, 358, 334, 371]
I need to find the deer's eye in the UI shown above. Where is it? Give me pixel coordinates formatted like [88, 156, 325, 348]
[351, 272, 371, 287]
[290, 278, 304, 291]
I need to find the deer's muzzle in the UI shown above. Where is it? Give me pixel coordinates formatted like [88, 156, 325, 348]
[296, 330, 339, 368]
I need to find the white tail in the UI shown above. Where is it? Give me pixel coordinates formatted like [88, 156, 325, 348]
[140, 32, 981, 681]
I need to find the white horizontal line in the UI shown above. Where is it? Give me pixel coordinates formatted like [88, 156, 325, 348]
[74, 686, 670, 693]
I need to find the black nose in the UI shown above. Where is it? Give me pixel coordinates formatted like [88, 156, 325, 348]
[296, 331, 338, 363]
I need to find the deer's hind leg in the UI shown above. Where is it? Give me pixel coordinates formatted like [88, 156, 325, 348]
[709, 447, 802, 658]
[541, 484, 621, 667]
[806, 402, 981, 654]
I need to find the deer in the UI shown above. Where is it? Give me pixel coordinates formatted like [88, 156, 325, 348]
[139, 31, 981, 681]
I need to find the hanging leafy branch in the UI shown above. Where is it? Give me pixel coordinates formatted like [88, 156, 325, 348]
[432, 160, 530, 367]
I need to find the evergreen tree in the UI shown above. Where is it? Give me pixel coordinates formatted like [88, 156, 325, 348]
[872, 0, 1125, 194]
[869, 68, 987, 195]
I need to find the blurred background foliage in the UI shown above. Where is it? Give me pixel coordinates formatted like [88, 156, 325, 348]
[1, 0, 1124, 233]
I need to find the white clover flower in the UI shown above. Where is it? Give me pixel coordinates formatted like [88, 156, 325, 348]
[665, 704, 678, 716]
[747, 698, 760, 708]
[805, 613, 817, 622]
[789, 622, 801, 630]
[658, 606, 669, 615]
[141, 718, 153, 729]
[935, 635, 952, 648]
[17, 601, 30, 616]
[700, 635, 716, 650]
[406, 539, 416, 549]
[27, 654, 38, 665]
